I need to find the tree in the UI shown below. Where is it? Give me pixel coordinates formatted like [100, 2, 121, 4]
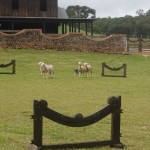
[66, 5, 78, 18]
[66, 5, 96, 18]
[66, 7, 150, 38]
[145, 9, 150, 16]
[136, 9, 145, 16]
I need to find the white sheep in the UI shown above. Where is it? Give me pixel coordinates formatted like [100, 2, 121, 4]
[38, 62, 54, 78]
[83, 63, 92, 77]
[75, 62, 92, 77]
[38, 62, 45, 76]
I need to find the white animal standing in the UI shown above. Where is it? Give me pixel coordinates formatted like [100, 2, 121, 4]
[75, 62, 92, 77]
[83, 63, 92, 77]
[38, 62, 54, 78]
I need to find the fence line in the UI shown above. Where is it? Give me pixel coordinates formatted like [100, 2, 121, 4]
[127, 38, 150, 53]
[0, 60, 16, 74]
[102, 63, 127, 78]
[28, 96, 125, 150]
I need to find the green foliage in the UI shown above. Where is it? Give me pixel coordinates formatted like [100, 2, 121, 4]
[0, 49, 150, 150]
[136, 9, 145, 16]
[66, 5, 96, 18]
[93, 9, 150, 38]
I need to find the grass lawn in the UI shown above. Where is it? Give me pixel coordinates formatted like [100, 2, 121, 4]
[0, 48, 150, 150]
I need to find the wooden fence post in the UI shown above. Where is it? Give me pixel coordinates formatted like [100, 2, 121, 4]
[31, 100, 43, 147]
[108, 96, 123, 148]
[12, 60, 16, 74]
[123, 64, 127, 78]
[127, 37, 129, 52]
[138, 38, 142, 52]
[102, 63, 105, 76]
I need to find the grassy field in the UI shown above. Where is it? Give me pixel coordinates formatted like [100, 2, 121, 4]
[0, 48, 150, 150]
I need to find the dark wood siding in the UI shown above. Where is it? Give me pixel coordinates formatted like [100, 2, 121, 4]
[0, 0, 58, 17]
[19, 0, 28, 16]
[0, 0, 11, 15]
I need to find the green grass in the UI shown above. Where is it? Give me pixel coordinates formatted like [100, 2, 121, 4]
[0, 48, 150, 150]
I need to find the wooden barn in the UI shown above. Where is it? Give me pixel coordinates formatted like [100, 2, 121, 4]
[0, 0, 95, 35]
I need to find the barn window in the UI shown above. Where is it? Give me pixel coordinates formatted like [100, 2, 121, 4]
[40, 0, 47, 11]
[12, 0, 19, 10]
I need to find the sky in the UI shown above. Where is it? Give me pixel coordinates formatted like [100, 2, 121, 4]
[58, 0, 150, 18]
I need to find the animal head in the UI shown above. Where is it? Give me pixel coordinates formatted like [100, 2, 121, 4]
[84, 63, 89, 66]
[78, 62, 83, 65]
[74, 69, 79, 74]
[38, 62, 44, 66]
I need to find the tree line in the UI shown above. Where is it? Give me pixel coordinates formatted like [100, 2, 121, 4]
[94, 9, 150, 38]
[66, 6, 150, 38]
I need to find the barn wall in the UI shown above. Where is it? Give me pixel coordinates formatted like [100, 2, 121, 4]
[0, 0, 58, 17]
